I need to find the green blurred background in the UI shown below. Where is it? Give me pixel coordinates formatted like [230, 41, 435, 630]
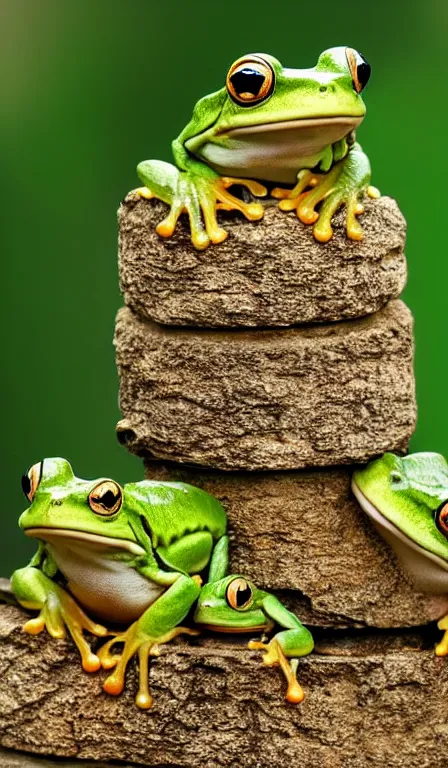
[1, 0, 446, 573]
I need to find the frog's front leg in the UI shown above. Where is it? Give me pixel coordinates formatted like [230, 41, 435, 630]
[136, 158, 267, 251]
[11, 565, 109, 672]
[248, 594, 314, 704]
[272, 142, 380, 243]
[98, 573, 201, 709]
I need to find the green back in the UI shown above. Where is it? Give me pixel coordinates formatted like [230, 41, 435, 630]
[124, 480, 227, 548]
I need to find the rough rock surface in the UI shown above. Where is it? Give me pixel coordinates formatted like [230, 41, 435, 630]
[145, 461, 448, 629]
[0, 604, 447, 768]
[119, 192, 407, 328]
[0, 748, 130, 767]
[115, 300, 416, 471]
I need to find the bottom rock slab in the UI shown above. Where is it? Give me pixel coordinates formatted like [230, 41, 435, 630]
[0, 605, 447, 768]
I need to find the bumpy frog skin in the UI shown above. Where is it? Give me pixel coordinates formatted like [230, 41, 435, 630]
[11, 458, 227, 709]
[194, 542, 314, 703]
[137, 46, 379, 250]
[352, 452, 448, 655]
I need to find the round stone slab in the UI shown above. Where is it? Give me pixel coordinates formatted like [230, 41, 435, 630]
[118, 192, 407, 328]
[1, 604, 447, 768]
[115, 300, 416, 471]
[145, 461, 446, 629]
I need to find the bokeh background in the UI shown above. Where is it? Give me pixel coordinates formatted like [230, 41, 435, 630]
[1, 0, 446, 573]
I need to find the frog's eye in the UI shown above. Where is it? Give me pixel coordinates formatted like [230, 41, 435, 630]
[88, 480, 122, 516]
[226, 578, 253, 610]
[21, 461, 43, 503]
[226, 55, 275, 106]
[435, 501, 448, 538]
[345, 48, 371, 94]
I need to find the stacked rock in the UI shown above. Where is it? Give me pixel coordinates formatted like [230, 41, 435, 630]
[113, 193, 447, 766]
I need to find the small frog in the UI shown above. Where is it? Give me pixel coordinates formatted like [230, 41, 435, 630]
[193, 541, 314, 703]
[137, 47, 378, 250]
[352, 452, 448, 655]
[11, 458, 227, 708]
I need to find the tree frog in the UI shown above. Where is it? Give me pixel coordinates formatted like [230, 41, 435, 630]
[11, 458, 227, 709]
[193, 540, 314, 703]
[137, 46, 378, 250]
[352, 452, 448, 656]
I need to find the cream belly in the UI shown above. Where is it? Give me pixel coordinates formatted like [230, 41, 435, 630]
[193, 116, 362, 185]
[43, 535, 164, 625]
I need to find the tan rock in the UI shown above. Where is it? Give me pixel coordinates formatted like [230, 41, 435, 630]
[0, 748, 121, 767]
[119, 193, 407, 327]
[115, 300, 416, 471]
[145, 461, 447, 629]
[0, 604, 446, 768]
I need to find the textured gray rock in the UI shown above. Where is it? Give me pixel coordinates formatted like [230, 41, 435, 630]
[145, 461, 448, 629]
[115, 300, 416, 471]
[119, 192, 407, 328]
[0, 604, 447, 768]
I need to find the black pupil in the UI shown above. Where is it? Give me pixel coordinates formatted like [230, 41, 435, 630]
[357, 60, 371, 89]
[99, 489, 118, 509]
[230, 68, 265, 97]
[236, 584, 252, 607]
[21, 474, 31, 497]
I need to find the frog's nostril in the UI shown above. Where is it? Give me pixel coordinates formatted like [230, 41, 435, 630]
[319, 86, 327, 93]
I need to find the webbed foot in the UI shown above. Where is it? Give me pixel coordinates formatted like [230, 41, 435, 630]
[22, 584, 108, 672]
[137, 160, 267, 250]
[272, 143, 378, 243]
[98, 622, 200, 709]
[248, 638, 305, 704]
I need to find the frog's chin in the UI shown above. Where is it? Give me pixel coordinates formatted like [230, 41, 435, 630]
[24, 527, 145, 556]
[351, 480, 448, 595]
[196, 116, 363, 185]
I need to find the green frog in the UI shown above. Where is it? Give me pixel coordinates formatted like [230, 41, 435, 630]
[192, 538, 314, 703]
[352, 452, 448, 655]
[137, 46, 378, 250]
[11, 458, 227, 709]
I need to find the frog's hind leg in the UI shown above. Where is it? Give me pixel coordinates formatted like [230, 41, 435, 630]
[435, 615, 448, 655]
[248, 638, 305, 704]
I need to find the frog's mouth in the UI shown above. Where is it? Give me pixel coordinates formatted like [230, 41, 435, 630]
[351, 479, 448, 595]
[220, 115, 362, 137]
[25, 527, 145, 556]
[196, 623, 268, 633]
